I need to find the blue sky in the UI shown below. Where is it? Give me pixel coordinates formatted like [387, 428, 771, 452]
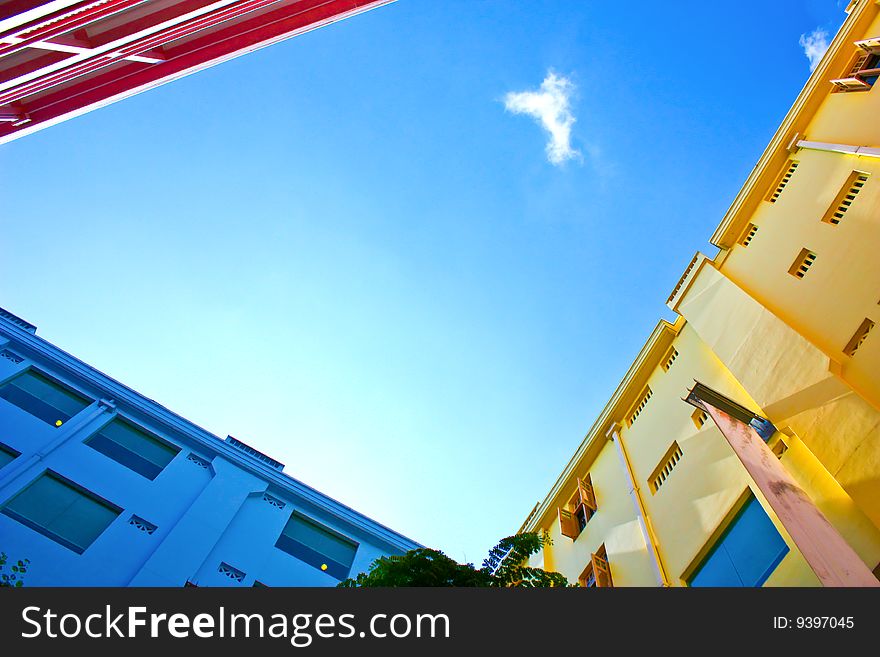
[0, 0, 848, 566]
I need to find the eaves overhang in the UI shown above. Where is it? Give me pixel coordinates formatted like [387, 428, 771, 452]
[0, 0, 396, 144]
[522, 316, 684, 534]
[710, 0, 879, 249]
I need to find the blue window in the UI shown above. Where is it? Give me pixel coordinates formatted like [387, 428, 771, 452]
[0, 442, 20, 469]
[688, 495, 788, 587]
[0, 370, 91, 427]
[275, 512, 358, 580]
[2, 472, 121, 554]
[85, 418, 179, 480]
[863, 54, 880, 86]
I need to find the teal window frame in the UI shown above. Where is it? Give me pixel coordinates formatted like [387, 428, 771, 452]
[1, 471, 121, 554]
[0, 442, 20, 469]
[275, 512, 358, 580]
[85, 417, 180, 480]
[0, 369, 91, 427]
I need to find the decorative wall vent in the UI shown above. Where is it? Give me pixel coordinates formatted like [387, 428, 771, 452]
[627, 387, 653, 427]
[218, 562, 245, 582]
[738, 223, 758, 247]
[844, 318, 874, 357]
[667, 252, 700, 306]
[263, 493, 286, 509]
[766, 160, 798, 203]
[788, 248, 817, 279]
[0, 349, 23, 364]
[186, 453, 210, 468]
[649, 442, 684, 494]
[225, 435, 284, 471]
[692, 408, 708, 429]
[129, 515, 158, 535]
[661, 347, 678, 372]
[0, 307, 37, 334]
[823, 171, 869, 225]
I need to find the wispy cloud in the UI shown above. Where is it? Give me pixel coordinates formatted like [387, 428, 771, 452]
[799, 27, 829, 72]
[503, 72, 580, 166]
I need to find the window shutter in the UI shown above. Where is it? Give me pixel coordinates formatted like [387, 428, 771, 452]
[558, 508, 578, 539]
[832, 53, 871, 90]
[848, 52, 870, 74]
[854, 37, 880, 54]
[592, 552, 612, 588]
[831, 76, 872, 91]
[578, 477, 597, 510]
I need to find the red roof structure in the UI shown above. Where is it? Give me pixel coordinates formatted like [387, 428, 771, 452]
[0, 0, 392, 143]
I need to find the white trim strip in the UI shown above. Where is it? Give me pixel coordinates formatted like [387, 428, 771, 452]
[796, 139, 880, 159]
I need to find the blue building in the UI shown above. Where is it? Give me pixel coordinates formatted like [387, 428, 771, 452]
[0, 307, 419, 586]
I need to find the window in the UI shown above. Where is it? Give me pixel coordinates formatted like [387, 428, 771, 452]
[578, 545, 613, 588]
[692, 408, 708, 429]
[0, 442, 20, 469]
[1, 472, 120, 554]
[688, 494, 788, 587]
[738, 223, 758, 247]
[831, 39, 880, 92]
[275, 512, 358, 579]
[661, 347, 678, 372]
[823, 171, 869, 225]
[85, 418, 179, 480]
[558, 475, 597, 539]
[765, 160, 798, 203]
[627, 386, 652, 426]
[787, 248, 817, 279]
[0, 370, 90, 427]
[649, 442, 684, 494]
[843, 318, 874, 357]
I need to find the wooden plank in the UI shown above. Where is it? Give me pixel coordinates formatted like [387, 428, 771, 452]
[701, 401, 879, 587]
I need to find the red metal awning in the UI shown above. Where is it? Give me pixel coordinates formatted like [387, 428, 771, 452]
[0, 0, 393, 143]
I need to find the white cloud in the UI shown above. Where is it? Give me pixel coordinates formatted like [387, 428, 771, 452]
[799, 28, 829, 72]
[503, 72, 581, 166]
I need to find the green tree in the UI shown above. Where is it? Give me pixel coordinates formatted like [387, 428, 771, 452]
[0, 552, 29, 588]
[339, 531, 570, 587]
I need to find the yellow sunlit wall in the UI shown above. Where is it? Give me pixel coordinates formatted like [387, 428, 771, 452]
[522, 0, 880, 587]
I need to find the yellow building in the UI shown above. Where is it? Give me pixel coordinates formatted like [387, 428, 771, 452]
[521, 0, 880, 587]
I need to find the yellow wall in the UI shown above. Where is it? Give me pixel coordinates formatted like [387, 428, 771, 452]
[720, 148, 880, 408]
[674, 262, 880, 558]
[616, 323, 816, 586]
[523, 0, 880, 587]
[529, 297, 880, 585]
[800, 11, 880, 148]
[537, 438, 658, 587]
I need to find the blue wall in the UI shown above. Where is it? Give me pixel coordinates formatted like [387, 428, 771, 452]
[0, 311, 419, 587]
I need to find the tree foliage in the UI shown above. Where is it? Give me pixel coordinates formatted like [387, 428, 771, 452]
[0, 552, 29, 588]
[339, 531, 570, 587]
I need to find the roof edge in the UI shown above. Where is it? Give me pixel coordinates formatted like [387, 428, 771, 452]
[710, 0, 877, 248]
[522, 316, 684, 533]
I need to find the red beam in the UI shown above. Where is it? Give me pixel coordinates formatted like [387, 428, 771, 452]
[0, 0, 393, 143]
[0, 0, 290, 105]
[0, 1, 94, 40]
[700, 400, 880, 587]
[0, 0, 149, 58]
